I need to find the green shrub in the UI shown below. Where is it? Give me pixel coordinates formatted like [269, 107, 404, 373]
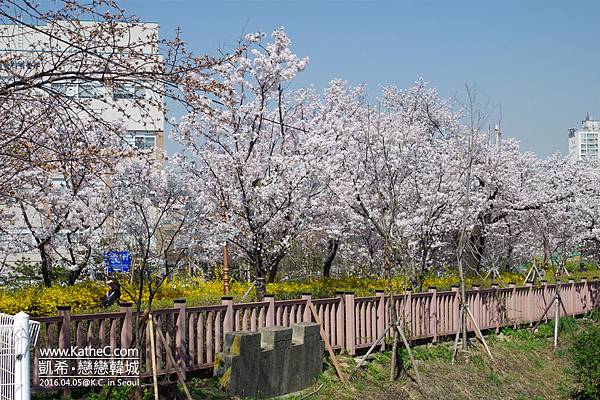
[534, 323, 553, 338]
[571, 325, 600, 399]
[412, 344, 452, 363]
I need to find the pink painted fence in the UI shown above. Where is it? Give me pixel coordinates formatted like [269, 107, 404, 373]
[32, 278, 600, 388]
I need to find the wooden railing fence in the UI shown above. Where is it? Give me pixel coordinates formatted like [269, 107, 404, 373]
[32, 278, 600, 388]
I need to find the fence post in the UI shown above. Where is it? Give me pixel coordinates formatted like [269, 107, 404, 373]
[509, 282, 517, 328]
[57, 305, 71, 349]
[265, 294, 275, 327]
[335, 292, 345, 352]
[567, 278, 575, 316]
[301, 293, 312, 322]
[451, 285, 459, 334]
[581, 278, 588, 312]
[344, 292, 356, 355]
[491, 283, 500, 333]
[471, 285, 480, 331]
[57, 306, 71, 399]
[13, 312, 30, 400]
[375, 290, 385, 350]
[524, 282, 533, 326]
[119, 302, 133, 349]
[428, 287, 437, 342]
[222, 297, 234, 334]
[174, 299, 187, 376]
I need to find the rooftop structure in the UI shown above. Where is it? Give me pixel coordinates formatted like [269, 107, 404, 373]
[568, 114, 600, 162]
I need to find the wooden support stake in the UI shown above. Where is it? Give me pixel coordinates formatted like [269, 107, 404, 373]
[524, 261, 544, 284]
[559, 298, 576, 339]
[351, 324, 393, 375]
[531, 296, 555, 333]
[465, 305, 493, 361]
[308, 302, 348, 385]
[451, 305, 464, 364]
[390, 329, 399, 381]
[554, 294, 560, 348]
[154, 322, 193, 400]
[393, 323, 423, 388]
[148, 315, 159, 400]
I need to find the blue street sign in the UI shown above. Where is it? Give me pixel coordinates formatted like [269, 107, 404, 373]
[104, 251, 131, 273]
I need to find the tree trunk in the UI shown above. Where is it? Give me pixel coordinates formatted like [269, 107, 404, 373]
[252, 245, 267, 300]
[255, 276, 266, 301]
[67, 265, 86, 286]
[323, 238, 339, 278]
[40, 242, 53, 287]
[267, 264, 278, 283]
[390, 330, 400, 381]
[465, 224, 485, 273]
[505, 244, 514, 272]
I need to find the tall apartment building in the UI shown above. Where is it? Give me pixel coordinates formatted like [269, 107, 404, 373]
[0, 21, 165, 156]
[0, 21, 165, 268]
[569, 114, 600, 162]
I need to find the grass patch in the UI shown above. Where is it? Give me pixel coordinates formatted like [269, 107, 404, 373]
[33, 317, 598, 399]
[305, 318, 592, 400]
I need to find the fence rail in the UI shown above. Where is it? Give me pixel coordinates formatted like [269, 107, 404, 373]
[31, 278, 600, 389]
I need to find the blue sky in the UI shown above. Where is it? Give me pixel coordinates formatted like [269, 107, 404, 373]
[121, 0, 600, 157]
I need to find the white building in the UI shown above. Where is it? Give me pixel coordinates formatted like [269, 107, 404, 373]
[0, 21, 165, 270]
[569, 114, 600, 162]
[0, 21, 165, 155]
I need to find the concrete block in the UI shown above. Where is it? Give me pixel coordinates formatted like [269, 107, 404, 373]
[214, 322, 323, 398]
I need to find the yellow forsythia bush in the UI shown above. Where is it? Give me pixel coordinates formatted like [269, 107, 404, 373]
[1, 270, 596, 317]
[0, 281, 106, 316]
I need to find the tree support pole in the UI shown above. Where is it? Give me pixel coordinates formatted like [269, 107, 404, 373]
[351, 324, 393, 375]
[390, 329, 399, 381]
[148, 315, 159, 400]
[394, 323, 423, 388]
[553, 293, 560, 348]
[524, 261, 544, 284]
[465, 305, 493, 361]
[531, 289, 558, 333]
[558, 299, 576, 339]
[452, 303, 493, 363]
[155, 322, 193, 400]
[451, 305, 465, 364]
[308, 302, 347, 385]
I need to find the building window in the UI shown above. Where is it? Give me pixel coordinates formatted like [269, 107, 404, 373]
[113, 83, 146, 100]
[51, 81, 103, 98]
[51, 82, 77, 97]
[78, 82, 102, 98]
[124, 131, 156, 151]
[0, 228, 34, 246]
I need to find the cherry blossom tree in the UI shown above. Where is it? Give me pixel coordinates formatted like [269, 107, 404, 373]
[573, 162, 600, 264]
[0, 0, 226, 285]
[326, 80, 461, 286]
[174, 28, 324, 299]
[103, 157, 210, 310]
[0, 116, 123, 286]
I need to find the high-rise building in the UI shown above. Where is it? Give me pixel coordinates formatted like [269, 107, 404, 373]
[568, 114, 600, 162]
[0, 21, 165, 268]
[0, 21, 165, 157]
